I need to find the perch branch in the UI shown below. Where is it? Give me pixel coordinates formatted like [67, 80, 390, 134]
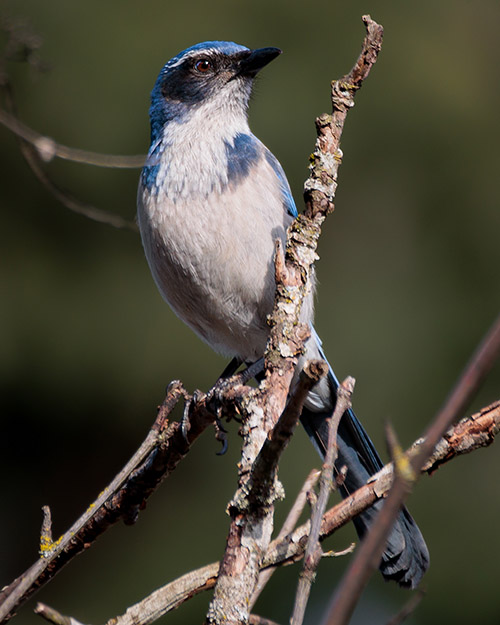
[206, 360, 327, 625]
[206, 15, 384, 625]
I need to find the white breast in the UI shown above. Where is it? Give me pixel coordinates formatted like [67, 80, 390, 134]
[138, 154, 303, 360]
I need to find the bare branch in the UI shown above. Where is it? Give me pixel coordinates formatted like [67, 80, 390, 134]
[302, 14, 384, 221]
[0, 382, 219, 622]
[18, 139, 138, 231]
[72, 401, 499, 625]
[250, 468, 321, 607]
[34, 604, 85, 625]
[105, 563, 220, 625]
[0, 83, 138, 231]
[0, 107, 145, 168]
[264, 400, 500, 570]
[323, 313, 500, 625]
[290, 378, 354, 625]
[206, 16, 385, 625]
[206, 362, 325, 625]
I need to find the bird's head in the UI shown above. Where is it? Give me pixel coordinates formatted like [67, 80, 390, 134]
[149, 41, 281, 143]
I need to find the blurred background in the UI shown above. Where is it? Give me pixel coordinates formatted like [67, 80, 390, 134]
[1, 1, 499, 624]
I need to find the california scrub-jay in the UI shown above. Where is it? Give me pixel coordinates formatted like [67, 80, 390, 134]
[137, 41, 429, 588]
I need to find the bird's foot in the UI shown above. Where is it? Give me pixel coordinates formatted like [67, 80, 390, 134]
[208, 357, 266, 454]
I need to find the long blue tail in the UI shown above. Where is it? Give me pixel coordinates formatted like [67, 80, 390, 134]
[300, 333, 429, 588]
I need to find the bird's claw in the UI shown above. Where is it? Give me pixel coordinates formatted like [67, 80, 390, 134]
[181, 389, 204, 443]
[181, 397, 192, 443]
[214, 418, 229, 455]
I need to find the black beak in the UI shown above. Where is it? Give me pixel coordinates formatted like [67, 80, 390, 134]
[237, 47, 282, 77]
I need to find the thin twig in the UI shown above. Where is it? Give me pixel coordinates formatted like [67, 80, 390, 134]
[34, 604, 86, 625]
[1, 84, 138, 231]
[19, 139, 138, 230]
[0, 107, 145, 167]
[39, 506, 53, 554]
[323, 313, 500, 625]
[250, 468, 321, 608]
[385, 589, 425, 625]
[264, 400, 500, 570]
[290, 378, 354, 625]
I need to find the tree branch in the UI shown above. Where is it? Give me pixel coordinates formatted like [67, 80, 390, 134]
[0, 106, 145, 168]
[290, 377, 354, 625]
[36, 400, 497, 625]
[206, 15, 384, 625]
[250, 468, 321, 608]
[1, 81, 138, 231]
[323, 313, 500, 625]
[0, 381, 225, 622]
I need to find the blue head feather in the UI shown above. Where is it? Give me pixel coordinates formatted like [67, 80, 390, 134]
[149, 41, 250, 144]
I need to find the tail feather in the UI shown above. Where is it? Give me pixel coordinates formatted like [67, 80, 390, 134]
[299, 333, 429, 588]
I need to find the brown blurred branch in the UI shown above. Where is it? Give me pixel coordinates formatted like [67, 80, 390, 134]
[1, 82, 138, 231]
[0, 107, 145, 168]
[39, 400, 496, 625]
[323, 313, 500, 625]
[0, 16, 141, 230]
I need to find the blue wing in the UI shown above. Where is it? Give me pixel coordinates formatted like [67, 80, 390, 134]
[264, 149, 298, 218]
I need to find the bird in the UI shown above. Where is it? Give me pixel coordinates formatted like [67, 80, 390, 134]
[137, 40, 429, 588]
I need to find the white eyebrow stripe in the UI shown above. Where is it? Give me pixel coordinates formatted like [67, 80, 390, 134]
[166, 48, 220, 69]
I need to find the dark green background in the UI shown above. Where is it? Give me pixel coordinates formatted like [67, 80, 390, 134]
[1, 1, 499, 624]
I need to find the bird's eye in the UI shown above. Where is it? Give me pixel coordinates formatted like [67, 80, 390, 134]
[194, 58, 213, 73]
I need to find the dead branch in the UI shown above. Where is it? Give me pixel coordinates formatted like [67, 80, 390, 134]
[205, 359, 325, 624]
[0, 381, 222, 622]
[250, 468, 321, 607]
[34, 400, 497, 625]
[206, 15, 384, 625]
[290, 377, 354, 625]
[263, 400, 500, 569]
[302, 14, 384, 222]
[34, 603, 85, 625]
